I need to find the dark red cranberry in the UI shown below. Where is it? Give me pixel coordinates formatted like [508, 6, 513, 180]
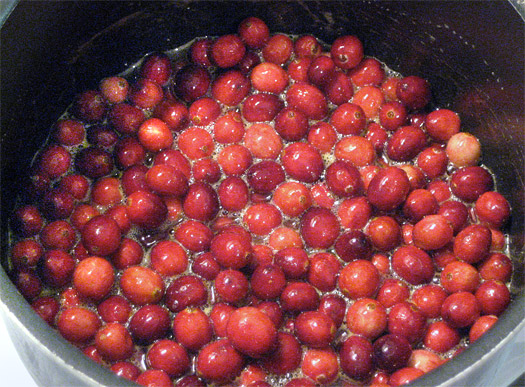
[153, 99, 189, 132]
[75, 147, 113, 179]
[274, 107, 309, 141]
[165, 275, 208, 312]
[373, 334, 412, 373]
[450, 166, 494, 202]
[325, 161, 363, 198]
[173, 64, 211, 102]
[140, 52, 172, 85]
[300, 207, 340, 249]
[246, 161, 285, 194]
[126, 190, 168, 229]
[387, 125, 427, 161]
[335, 230, 372, 262]
[367, 166, 410, 211]
[330, 35, 364, 69]
[75, 90, 106, 122]
[340, 335, 374, 380]
[280, 282, 320, 313]
[392, 245, 434, 285]
[242, 93, 284, 122]
[109, 103, 145, 135]
[251, 264, 287, 300]
[183, 182, 219, 222]
[282, 142, 324, 183]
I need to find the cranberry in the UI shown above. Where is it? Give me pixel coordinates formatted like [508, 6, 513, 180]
[412, 214, 454, 251]
[238, 17, 270, 49]
[307, 55, 336, 88]
[367, 216, 401, 251]
[190, 38, 213, 67]
[446, 132, 482, 167]
[165, 275, 207, 312]
[469, 315, 498, 342]
[301, 348, 339, 385]
[325, 161, 363, 198]
[10, 239, 43, 269]
[262, 34, 293, 65]
[95, 322, 134, 362]
[213, 111, 245, 145]
[450, 166, 494, 202]
[396, 75, 431, 110]
[81, 215, 121, 256]
[340, 335, 374, 380]
[211, 69, 250, 106]
[57, 307, 101, 343]
[392, 245, 434, 285]
[373, 334, 412, 373]
[39, 220, 76, 251]
[40, 249, 75, 288]
[280, 282, 320, 312]
[301, 207, 340, 249]
[318, 294, 346, 328]
[14, 268, 42, 300]
[120, 266, 164, 305]
[73, 256, 114, 300]
[75, 147, 113, 179]
[262, 332, 302, 375]
[243, 122, 283, 160]
[479, 252, 513, 282]
[12, 205, 44, 237]
[347, 298, 387, 340]
[379, 101, 407, 131]
[41, 189, 75, 220]
[453, 224, 492, 264]
[196, 339, 244, 383]
[183, 182, 219, 222]
[75, 90, 106, 122]
[242, 93, 284, 122]
[110, 362, 140, 381]
[294, 34, 322, 58]
[441, 291, 481, 328]
[214, 269, 248, 304]
[126, 190, 168, 229]
[377, 279, 410, 308]
[173, 64, 211, 102]
[367, 166, 410, 211]
[352, 85, 385, 119]
[111, 238, 143, 269]
[153, 99, 188, 132]
[175, 220, 213, 252]
[308, 252, 341, 292]
[38, 145, 72, 179]
[307, 122, 337, 154]
[31, 296, 59, 326]
[338, 259, 380, 299]
[250, 264, 286, 300]
[129, 78, 163, 109]
[136, 370, 172, 387]
[441, 261, 480, 294]
[53, 119, 85, 146]
[176, 375, 206, 387]
[387, 302, 427, 344]
[246, 160, 285, 195]
[475, 279, 511, 316]
[109, 103, 145, 135]
[211, 34, 246, 68]
[251, 62, 288, 94]
[330, 35, 363, 69]
[335, 230, 373, 262]
[475, 191, 511, 229]
[425, 108, 460, 142]
[140, 52, 172, 85]
[97, 295, 131, 324]
[286, 82, 328, 120]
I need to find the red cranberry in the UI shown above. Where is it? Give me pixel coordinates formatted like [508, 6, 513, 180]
[97, 295, 131, 324]
[129, 78, 163, 109]
[450, 166, 494, 202]
[146, 164, 188, 197]
[367, 166, 410, 211]
[367, 216, 401, 252]
[479, 253, 513, 282]
[308, 252, 341, 292]
[262, 332, 302, 375]
[173, 308, 213, 351]
[127, 190, 168, 229]
[211, 69, 250, 106]
[446, 132, 482, 167]
[183, 182, 219, 222]
[396, 75, 431, 110]
[175, 220, 213, 252]
[412, 214, 454, 251]
[190, 38, 213, 67]
[307, 55, 337, 88]
[40, 249, 75, 288]
[120, 266, 164, 306]
[238, 17, 270, 49]
[211, 34, 246, 68]
[453, 224, 492, 264]
[262, 34, 293, 65]
[147, 340, 190, 378]
[153, 99, 188, 132]
[247, 160, 285, 194]
[280, 282, 320, 313]
[425, 108, 460, 142]
[136, 370, 172, 387]
[441, 261, 480, 294]
[392, 245, 434, 285]
[441, 291, 481, 328]
[140, 52, 172, 85]
[57, 307, 101, 343]
[338, 259, 380, 299]
[73, 256, 114, 301]
[215, 269, 249, 304]
[335, 230, 372, 262]
[75, 90, 106, 122]
[286, 82, 328, 120]
[330, 35, 364, 69]
[377, 279, 410, 308]
[424, 320, 461, 353]
[301, 348, 339, 385]
[475, 279, 511, 316]
[295, 311, 336, 348]
[41, 189, 75, 220]
[469, 315, 498, 343]
[346, 298, 387, 340]
[475, 191, 511, 229]
[75, 147, 113, 179]
[301, 207, 340, 249]
[39, 220, 76, 251]
[109, 103, 145, 135]
[196, 339, 244, 383]
[387, 302, 427, 344]
[251, 264, 286, 300]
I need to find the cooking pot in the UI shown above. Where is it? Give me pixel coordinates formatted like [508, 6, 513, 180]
[1, 1, 523, 386]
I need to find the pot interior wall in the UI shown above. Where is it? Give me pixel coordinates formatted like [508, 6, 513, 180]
[1, 1, 523, 386]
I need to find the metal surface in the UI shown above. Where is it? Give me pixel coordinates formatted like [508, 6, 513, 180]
[1, 1, 524, 386]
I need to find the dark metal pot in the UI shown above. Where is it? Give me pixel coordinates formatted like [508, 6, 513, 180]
[1, 1, 523, 386]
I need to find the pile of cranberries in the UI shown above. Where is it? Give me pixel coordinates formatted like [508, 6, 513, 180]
[7, 16, 514, 387]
